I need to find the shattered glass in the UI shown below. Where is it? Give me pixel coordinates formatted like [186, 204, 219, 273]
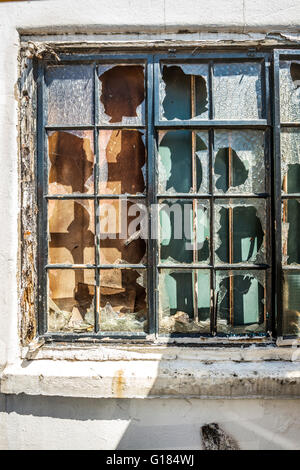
[281, 128, 300, 193]
[214, 199, 266, 265]
[99, 199, 147, 265]
[214, 130, 265, 194]
[46, 65, 94, 125]
[99, 268, 147, 332]
[283, 272, 300, 336]
[48, 130, 95, 195]
[98, 130, 146, 195]
[215, 270, 266, 335]
[48, 268, 95, 333]
[98, 65, 145, 125]
[159, 269, 211, 333]
[213, 62, 262, 120]
[159, 199, 210, 265]
[160, 63, 209, 121]
[158, 130, 209, 194]
[282, 199, 300, 265]
[48, 199, 95, 265]
[280, 61, 300, 123]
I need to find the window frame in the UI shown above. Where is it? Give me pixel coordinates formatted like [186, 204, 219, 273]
[34, 48, 285, 343]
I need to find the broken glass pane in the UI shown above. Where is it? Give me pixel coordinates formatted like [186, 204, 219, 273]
[98, 65, 145, 125]
[213, 63, 262, 120]
[48, 130, 95, 195]
[283, 272, 300, 336]
[216, 270, 266, 335]
[214, 199, 266, 265]
[48, 199, 95, 265]
[48, 268, 95, 332]
[281, 128, 300, 193]
[280, 61, 300, 123]
[160, 63, 209, 120]
[98, 130, 146, 195]
[159, 199, 210, 265]
[158, 130, 209, 194]
[214, 130, 265, 194]
[46, 65, 94, 125]
[99, 199, 147, 265]
[159, 269, 211, 333]
[99, 268, 147, 332]
[282, 199, 300, 265]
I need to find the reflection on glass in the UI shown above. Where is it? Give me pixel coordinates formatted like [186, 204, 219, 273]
[99, 130, 146, 195]
[99, 268, 147, 332]
[216, 270, 265, 335]
[214, 200, 265, 265]
[283, 272, 300, 336]
[48, 269, 95, 332]
[159, 269, 211, 333]
[213, 62, 262, 120]
[214, 130, 265, 194]
[160, 64, 209, 120]
[46, 65, 94, 125]
[48, 130, 94, 195]
[48, 199, 95, 265]
[99, 199, 147, 265]
[280, 61, 300, 123]
[282, 200, 300, 265]
[158, 130, 209, 194]
[98, 65, 145, 125]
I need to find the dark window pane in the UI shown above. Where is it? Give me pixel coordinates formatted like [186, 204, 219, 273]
[99, 130, 146, 195]
[48, 199, 95, 265]
[282, 199, 300, 265]
[48, 130, 94, 195]
[159, 269, 210, 333]
[98, 65, 145, 125]
[48, 269, 95, 333]
[216, 270, 266, 335]
[99, 268, 147, 332]
[281, 129, 300, 194]
[160, 64, 209, 120]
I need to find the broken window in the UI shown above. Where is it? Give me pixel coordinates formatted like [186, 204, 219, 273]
[277, 51, 300, 337]
[37, 51, 278, 341]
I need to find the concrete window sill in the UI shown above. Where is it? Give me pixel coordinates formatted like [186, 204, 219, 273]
[1, 345, 300, 399]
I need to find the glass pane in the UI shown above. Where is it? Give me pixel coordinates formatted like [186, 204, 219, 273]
[99, 199, 147, 265]
[214, 199, 266, 265]
[280, 60, 300, 123]
[98, 130, 146, 195]
[48, 130, 94, 195]
[159, 269, 211, 333]
[216, 270, 266, 335]
[281, 128, 300, 193]
[48, 269, 95, 332]
[48, 199, 95, 265]
[99, 268, 147, 332]
[46, 65, 93, 125]
[158, 130, 209, 194]
[283, 272, 300, 336]
[214, 130, 265, 194]
[160, 63, 209, 120]
[159, 199, 210, 265]
[282, 199, 300, 265]
[213, 62, 262, 120]
[98, 65, 145, 125]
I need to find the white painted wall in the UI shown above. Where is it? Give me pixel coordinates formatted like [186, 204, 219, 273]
[0, 0, 300, 450]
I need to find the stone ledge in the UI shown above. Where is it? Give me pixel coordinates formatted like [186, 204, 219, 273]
[1, 359, 300, 399]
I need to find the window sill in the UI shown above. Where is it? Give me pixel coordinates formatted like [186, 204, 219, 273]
[1, 344, 300, 399]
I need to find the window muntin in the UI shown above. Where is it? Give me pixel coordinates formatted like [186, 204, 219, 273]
[36, 50, 285, 341]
